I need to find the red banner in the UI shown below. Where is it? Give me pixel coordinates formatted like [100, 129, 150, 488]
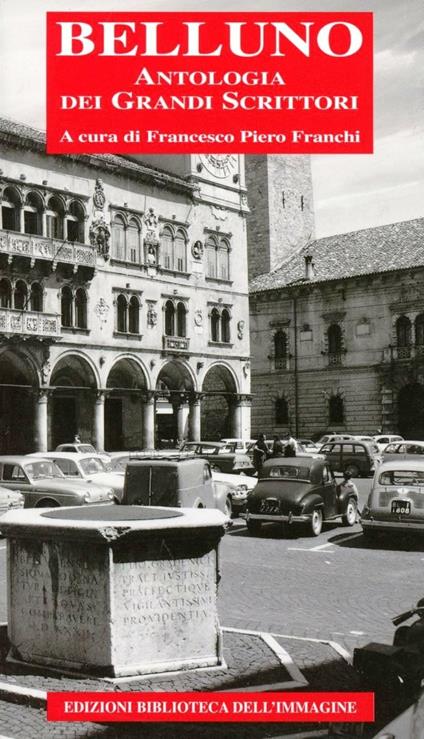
[47, 691, 374, 723]
[46, 12, 373, 154]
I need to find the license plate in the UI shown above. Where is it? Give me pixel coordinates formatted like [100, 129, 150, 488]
[391, 499, 411, 515]
[259, 499, 280, 514]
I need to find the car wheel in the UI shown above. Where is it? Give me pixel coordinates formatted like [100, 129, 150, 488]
[342, 497, 358, 526]
[308, 508, 323, 537]
[246, 520, 262, 536]
[344, 463, 360, 477]
[224, 496, 233, 518]
[35, 499, 60, 508]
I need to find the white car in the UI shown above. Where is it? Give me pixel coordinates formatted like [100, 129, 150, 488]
[362, 459, 424, 538]
[55, 443, 111, 466]
[373, 434, 404, 453]
[29, 452, 124, 502]
[212, 471, 257, 515]
[220, 439, 256, 454]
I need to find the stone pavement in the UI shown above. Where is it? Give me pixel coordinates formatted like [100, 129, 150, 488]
[0, 625, 369, 739]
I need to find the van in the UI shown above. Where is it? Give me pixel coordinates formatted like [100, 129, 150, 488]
[319, 440, 380, 477]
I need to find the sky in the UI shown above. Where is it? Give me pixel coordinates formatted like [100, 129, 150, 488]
[0, 0, 423, 238]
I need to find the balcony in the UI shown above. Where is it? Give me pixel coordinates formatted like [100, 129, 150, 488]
[0, 308, 61, 338]
[0, 230, 96, 271]
[383, 345, 424, 362]
[163, 335, 190, 353]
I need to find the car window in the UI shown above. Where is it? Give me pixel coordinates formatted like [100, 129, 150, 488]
[397, 444, 407, 453]
[331, 444, 342, 453]
[111, 456, 129, 472]
[24, 461, 63, 480]
[320, 444, 332, 453]
[79, 444, 96, 453]
[53, 458, 81, 477]
[353, 444, 367, 454]
[268, 465, 310, 480]
[60, 446, 74, 452]
[80, 457, 105, 475]
[342, 444, 354, 454]
[379, 470, 424, 486]
[384, 443, 398, 453]
[405, 444, 424, 455]
[379, 437, 389, 444]
[3, 464, 28, 482]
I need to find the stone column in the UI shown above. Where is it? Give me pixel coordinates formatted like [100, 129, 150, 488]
[143, 392, 155, 449]
[231, 394, 252, 440]
[177, 401, 190, 441]
[19, 208, 25, 234]
[189, 393, 202, 441]
[94, 391, 105, 452]
[34, 390, 49, 452]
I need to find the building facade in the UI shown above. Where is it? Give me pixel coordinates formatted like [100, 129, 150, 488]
[247, 155, 424, 440]
[0, 120, 251, 453]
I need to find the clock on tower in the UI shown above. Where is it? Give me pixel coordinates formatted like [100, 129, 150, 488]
[198, 154, 238, 180]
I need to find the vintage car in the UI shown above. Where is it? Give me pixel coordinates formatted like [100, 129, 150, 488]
[55, 443, 111, 465]
[382, 440, 424, 462]
[29, 452, 124, 502]
[319, 439, 381, 477]
[362, 460, 424, 538]
[212, 471, 257, 515]
[373, 434, 404, 453]
[179, 441, 254, 475]
[242, 456, 358, 537]
[0, 486, 24, 516]
[0, 456, 115, 508]
[122, 455, 234, 516]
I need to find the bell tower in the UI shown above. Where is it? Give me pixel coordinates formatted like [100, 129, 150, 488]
[245, 155, 315, 279]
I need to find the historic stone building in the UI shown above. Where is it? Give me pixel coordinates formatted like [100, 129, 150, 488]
[246, 154, 424, 440]
[0, 119, 251, 453]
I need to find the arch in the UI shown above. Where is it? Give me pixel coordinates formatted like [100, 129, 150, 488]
[396, 315, 411, 348]
[205, 234, 218, 278]
[2, 185, 21, 231]
[128, 295, 140, 334]
[50, 352, 99, 448]
[218, 237, 230, 280]
[106, 356, 147, 450]
[0, 278, 12, 308]
[14, 280, 28, 310]
[398, 383, 424, 440]
[415, 314, 424, 346]
[210, 307, 220, 342]
[0, 349, 38, 453]
[160, 225, 174, 270]
[46, 195, 65, 239]
[176, 301, 186, 338]
[201, 363, 239, 441]
[61, 285, 73, 327]
[116, 294, 128, 333]
[67, 200, 85, 243]
[164, 299, 175, 336]
[221, 308, 231, 343]
[328, 323, 342, 355]
[155, 360, 195, 446]
[174, 229, 187, 272]
[24, 191, 43, 236]
[127, 218, 141, 263]
[329, 394, 344, 424]
[112, 213, 126, 260]
[75, 288, 87, 329]
[30, 282, 43, 312]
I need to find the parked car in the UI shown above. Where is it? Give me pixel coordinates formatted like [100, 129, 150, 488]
[122, 455, 233, 516]
[55, 443, 111, 465]
[179, 441, 254, 475]
[298, 439, 321, 454]
[29, 452, 124, 502]
[212, 471, 257, 515]
[242, 456, 358, 537]
[0, 456, 115, 508]
[362, 460, 424, 539]
[382, 440, 424, 462]
[0, 486, 24, 516]
[317, 433, 354, 446]
[319, 440, 380, 477]
[373, 434, 404, 453]
[220, 439, 256, 454]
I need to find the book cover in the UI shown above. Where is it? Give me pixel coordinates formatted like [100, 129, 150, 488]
[0, 1, 423, 738]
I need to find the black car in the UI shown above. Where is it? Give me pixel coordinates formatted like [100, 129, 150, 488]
[242, 456, 358, 537]
[180, 441, 254, 475]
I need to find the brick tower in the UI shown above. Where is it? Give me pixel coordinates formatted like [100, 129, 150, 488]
[245, 155, 315, 279]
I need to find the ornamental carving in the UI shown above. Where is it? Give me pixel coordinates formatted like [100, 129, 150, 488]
[210, 205, 228, 221]
[93, 178, 106, 210]
[194, 310, 203, 327]
[237, 320, 245, 340]
[89, 216, 111, 259]
[95, 297, 110, 325]
[191, 240, 204, 260]
[147, 304, 158, 326]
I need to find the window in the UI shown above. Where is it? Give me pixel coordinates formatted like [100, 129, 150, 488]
[275, 397, 288, 424]
[127, 219, 140, 263]
[218, 239, 230, 280]
[165, 300, 175, 336]
[329, 396, 344, 424]
[161, 227, 173, 269]
[67, 201, 85, 243]
[2, 186, 20, 231]
[30, 282, 43, 312]
[24, 192, 43, 236]
[176, 302, 186, 337]
[274, 331, 287, 359]
[206, 235, 231, 280]
[221, 309, 231, 343]
[328, 323, 342, 354]
[0, 279, 12, 308]
[159, 226, 187, 272]
[416, 314, 424, 346]
[396, 315, 411, 347]
[175, 230, 186, 272]
[46, 196, 64, 239]
[61, 286, 73, 327]
[117, 294, 128, 333]
[14, 280, 27, 310]
[206, 235, 217, 278]
[128, 296, 140, 334]
[112, 214, 126, 261]
[75, 288, 87, 329]
[210, 308, 220, 342]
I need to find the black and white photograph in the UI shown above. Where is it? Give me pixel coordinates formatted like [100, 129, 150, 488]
[0, 0, 423, 737]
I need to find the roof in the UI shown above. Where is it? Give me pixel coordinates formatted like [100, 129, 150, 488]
[0, 116, 196, 196]
[263, 456, 317, 467]
[250, 217, 424, 294]
[379, 459, 424, 469]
